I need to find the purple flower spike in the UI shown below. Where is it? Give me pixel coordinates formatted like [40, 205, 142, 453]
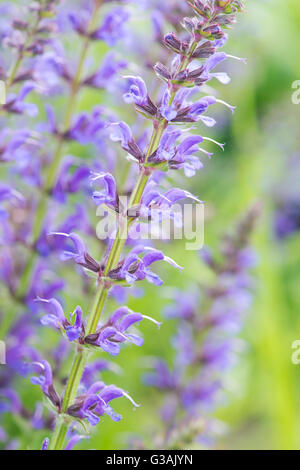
[176, 136, 206, 176]
[110, 121, 133, 147]
[66, 107, 106, 145]
[108, 306, 161, 345]
[96, 384, 139, 421]
[1, 389, 22, 414]
[0, 185, 25, 204]
[177, 136, 204, 157]
[82, 395, 102, 426]
[0, 0, 246, 449]
[143, 187, 202, 210]
[149, 131, 207, 176]
[155, 128, 182, 161]
[144, 360, 178, 390]
[0, 128, 35, 163]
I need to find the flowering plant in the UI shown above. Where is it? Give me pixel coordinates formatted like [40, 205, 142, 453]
[0, 0, 249, 450]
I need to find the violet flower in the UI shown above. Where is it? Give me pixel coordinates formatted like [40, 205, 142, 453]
[108, 246, 183, 286]
[35, 298, 84, 343]
[85, 306, 161, 355]
[49, 232, 101, 273]
[67, 382, 139, 426]
[30, 360, 61, 410]
[91, 172, 119, 210]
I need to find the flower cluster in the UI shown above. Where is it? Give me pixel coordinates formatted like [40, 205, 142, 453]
[30, 358, 139, 426]
[35, 297, 161, 353]
[145, 206, 259, 448]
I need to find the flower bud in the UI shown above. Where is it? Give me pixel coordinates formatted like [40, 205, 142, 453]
[189, 0, 213, 18]
[12, 20, 29, 31]
[192, 41, 216, 58]
[164, 33, 189, 55]
[202, 24, 225, 40]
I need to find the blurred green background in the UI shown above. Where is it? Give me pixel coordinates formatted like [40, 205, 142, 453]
[2, 0, 300, 450]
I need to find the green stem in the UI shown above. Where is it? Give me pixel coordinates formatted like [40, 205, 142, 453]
[85, 284, 108, 336]
[128, 168, 150, 207]
[6, 55, 23, 89]
[16, 251, 38, 300]
[49, 418, 69, 451]
[61, 348, 88, 413]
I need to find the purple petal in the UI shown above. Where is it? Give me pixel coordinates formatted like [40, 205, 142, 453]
[118, 312, 143, 332]
[65, 326, 81, 342]
[110, 306, 131, 325]
[123, 76, 148, 105]
[98, 327, 121, 356]
[65, 434, 87, 450]
[145, 270, 163, 286]
[110, 122, 132, 146]
[98, 385, 123, 404]
[35, 298, 65, 324]
[91, 172, 117, 204]
[142, 250, 164, 267]
[204, 52, 227, 72]
[177, 136, 203, 156]
[126, 333, 144, 346]
[87, 381, 106, 395]
[40, 314, 61, 329]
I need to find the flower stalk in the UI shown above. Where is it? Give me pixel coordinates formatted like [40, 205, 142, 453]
[48, 22, 220, 448]
[50, 145, 161, 450]
[16, 2, 102, 299]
